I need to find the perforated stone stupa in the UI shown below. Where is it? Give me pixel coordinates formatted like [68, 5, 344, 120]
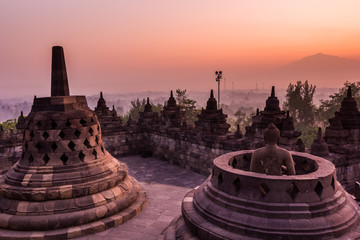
[325, 86, 360, 152]
[195, 89, 230, 135]
[0, 46, 146, 239]
[245, 86, 302, 150]
[94, 92, 125, 136]
[161, 90, 184, 127]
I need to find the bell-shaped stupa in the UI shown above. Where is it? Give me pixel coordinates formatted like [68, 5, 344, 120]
[0, 46, 146, 239]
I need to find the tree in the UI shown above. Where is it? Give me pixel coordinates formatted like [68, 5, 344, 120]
[316, 81, 360, 126]
[233, 108, 254, 132]
[175, 89, 200, 125]
[1, 119, 17, 135]
[296, 123, 318, 148]
[283, 80, 316, 125]
[123, 98, 163, 122]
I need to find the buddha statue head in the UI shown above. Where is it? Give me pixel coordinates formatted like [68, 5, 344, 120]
[263, 123, 280, 145]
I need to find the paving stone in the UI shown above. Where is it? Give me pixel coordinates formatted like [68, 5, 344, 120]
[76, 155, 206, 240]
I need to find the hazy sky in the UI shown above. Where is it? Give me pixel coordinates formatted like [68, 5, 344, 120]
[1, 1, 360, 98]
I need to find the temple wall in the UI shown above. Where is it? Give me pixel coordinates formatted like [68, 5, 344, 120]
[327, 153, 360, 194]
[1, 123, 360, 193]
[101, 130, 146, 156]
[149, 133, 229, 175]
[100, 127, 360, 193]
[0, 141, 21, 174]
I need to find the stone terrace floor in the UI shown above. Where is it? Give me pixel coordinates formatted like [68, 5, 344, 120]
[76, 155, 207, 240]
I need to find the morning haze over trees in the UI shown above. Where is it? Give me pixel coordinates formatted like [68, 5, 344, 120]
[3, 81, 360, 149]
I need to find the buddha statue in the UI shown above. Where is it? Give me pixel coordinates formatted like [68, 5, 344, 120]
[250, 123, 295, 175]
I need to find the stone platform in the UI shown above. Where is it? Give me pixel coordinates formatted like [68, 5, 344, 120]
[75, 155, 206, 240]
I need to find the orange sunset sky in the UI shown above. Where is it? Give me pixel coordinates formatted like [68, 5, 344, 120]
[1, 1, 360, 98]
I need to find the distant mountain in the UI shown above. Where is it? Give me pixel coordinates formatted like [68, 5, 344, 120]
[279, 53, 360, 73]
[267, 53, 360, 87]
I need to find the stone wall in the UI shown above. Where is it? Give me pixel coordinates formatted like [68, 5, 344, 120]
[102, 130, 146, 157]
[0, 139, 22, 174]
[324, 153, 360, 193]
[149, 134, 230, 175]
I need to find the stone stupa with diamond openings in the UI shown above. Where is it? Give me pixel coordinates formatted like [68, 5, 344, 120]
[195, 89, 230, 135]
[0, 46, 146, 239]
[94, 92, 124, 136]
[244, 86, 302, 150]
[160, 90, 184, 127]
[325, 86, 360, 147]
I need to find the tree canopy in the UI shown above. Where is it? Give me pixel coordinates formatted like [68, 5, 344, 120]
[175, 89, 200, 125]
[283, 80, 316, 125]
[123, 98, 163, 122]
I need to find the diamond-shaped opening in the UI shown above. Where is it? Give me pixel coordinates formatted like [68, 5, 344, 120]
[36, 121, 42, 128]
[66, 120, 71, 127]
[24, 142, 28, 151]
[58, 130, 65, 140]
[95, 136, 99, 145]
[92, 149, 98, 159]
[233, 177, 242, 192]
[258, 183, 270, 197]
[83, 139, 91, 148]
[74, 129, 81, 138]
[90, 117, 94, 123]
[97, 125, 100, 131]
[101, 145, 105, 154]
[331, 176, 335, 190]
[302, 160, 310, 172]
[218, 172, 223, 185]
[231, 158, 237, 168]
[35, 142, 42, 151]
[29, 154, 34, 163]
[287, 182, 299, 200]
[30, 130, 34, 140]
[78, 151, 85, 161]
[68, 141, 76, 151]
[42, 131, 49, 140]
[88, 127, 94, 136]
[60, 153, 68, 165]
[314, 181, 323, 197]
[43, 154, 50, 165]
[51, 142, 58, 151]
[80, 119, 87, 127]
[51, 120, 57, 129]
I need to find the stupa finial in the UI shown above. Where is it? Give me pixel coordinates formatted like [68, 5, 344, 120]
[317, 127, 322, 140]
[271, 86, 275, 97]
[347, 86, 352, 98]
[51, 46, 69, 96]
